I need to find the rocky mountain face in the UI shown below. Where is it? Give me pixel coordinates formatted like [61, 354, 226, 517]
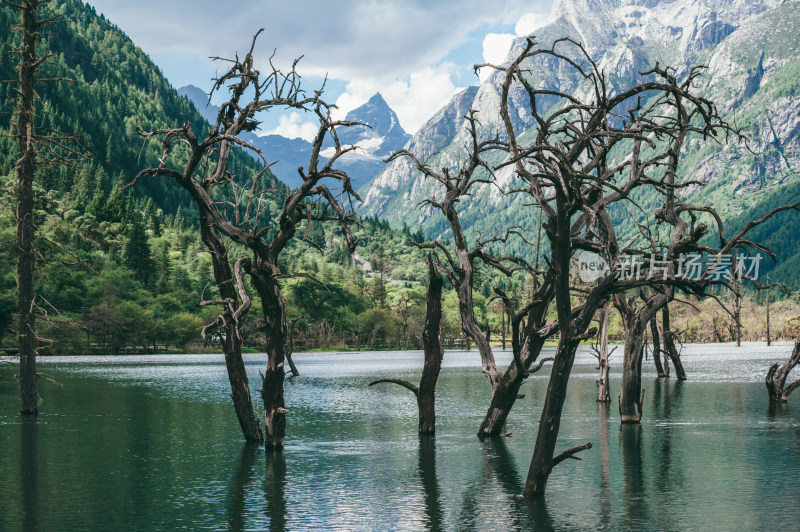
[337, 93, 410, 158]
[178, 86, 408, 190]
[358, 0, 800, 255]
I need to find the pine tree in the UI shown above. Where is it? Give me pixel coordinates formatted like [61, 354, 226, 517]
[123, 213, 154, 286]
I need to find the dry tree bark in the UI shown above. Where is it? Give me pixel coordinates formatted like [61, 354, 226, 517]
[370, 255, 444, 434]
[132, 30, 361, 447]
[6, 0, 87, 413]
[765, 337, 800, 403]
[661, 305, 686, 380]
[12, 0, 40, 416]
[389, 112, 556, 437]
[596, 304, 612, 402]
[650, 313, 666, 377]
[485, 36, 800, 498]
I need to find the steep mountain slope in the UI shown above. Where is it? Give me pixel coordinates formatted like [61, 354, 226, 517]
[358, 0, 800, 279]
[0, 0, 279, 222]
[179, 86, 409, 190]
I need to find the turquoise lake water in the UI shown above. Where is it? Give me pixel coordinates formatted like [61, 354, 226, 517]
[1, 344, 799, 530]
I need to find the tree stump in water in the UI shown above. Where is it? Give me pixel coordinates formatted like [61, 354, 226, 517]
[766, 338, 800, 403]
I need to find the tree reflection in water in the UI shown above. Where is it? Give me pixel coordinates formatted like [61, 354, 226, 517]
[417, 435, 443, 530]
[228, 442, 259, 532]
[21, 418, 38, 532]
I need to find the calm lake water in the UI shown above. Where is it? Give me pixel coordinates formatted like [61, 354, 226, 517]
[1, 344, 799, 531]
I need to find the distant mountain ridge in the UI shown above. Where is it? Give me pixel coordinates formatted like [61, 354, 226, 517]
[178, 86, 409, 190]
[357, 0, 800, 281]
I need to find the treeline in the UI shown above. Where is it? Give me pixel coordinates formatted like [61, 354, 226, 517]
[0, 161, 500, 353]
[0, 0, 538, 356]
[0, 143, 792, 355]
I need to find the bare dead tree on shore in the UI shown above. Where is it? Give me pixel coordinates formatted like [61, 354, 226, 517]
[132, 31, 361, 447]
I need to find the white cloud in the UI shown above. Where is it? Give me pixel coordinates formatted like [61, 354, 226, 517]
[515, 12, 549, 36]
[334, 65, 460, 134]
[479, 33, 516, 83]
[89, 0, 540, 81]
[263, 112, 318, 142]
[88, 0, 555, 134]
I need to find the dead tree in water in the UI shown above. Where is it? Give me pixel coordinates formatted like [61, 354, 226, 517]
[389, 112, 555, 437]
[132, 31, 360, 447]
[5, 0, 88, 414]
[661, 305, 686, 380]
[765, 338, 800, 403]
[593, 304, 613, 402]
[649, 313, 666, 377]
[488, 36, 800, 498]
[9, 0, 44, 416]
[491, 37, 712, 497]
[370, 256, 444, 434]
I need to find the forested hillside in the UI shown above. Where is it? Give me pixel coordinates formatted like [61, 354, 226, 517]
[0, 0, 477, 354]
[1, 0, 794, 356]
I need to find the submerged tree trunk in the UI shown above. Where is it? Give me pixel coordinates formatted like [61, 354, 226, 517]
[478, 273, 555, 437]
[662, 306, 686, 380]
[200, 218, 262, 442]
[370, 257, 444, 434]
[222, 331, 263, 441]
[650, 315, 666, 378]
[251, 266, 288, 449]
[417, 259, 444, 433]
[523, 214, 591, 498]
[765, 338, 800, 403]
[285, 352, 300, 377]
[524, 338, 591, 498]
[597, 304, 611, 403]
[477, 335, 551, 437]
[619, 317, 647, 423]
[15, 0, 40, 416]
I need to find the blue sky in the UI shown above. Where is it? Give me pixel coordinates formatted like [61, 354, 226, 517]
[88, 0, 554, 138]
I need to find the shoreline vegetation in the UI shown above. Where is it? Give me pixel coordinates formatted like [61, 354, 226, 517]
[2, 338, 794, 357]
[4, 293, 797, 357]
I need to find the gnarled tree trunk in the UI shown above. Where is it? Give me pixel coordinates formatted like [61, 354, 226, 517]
[417, 259, 444, 433]
[478, 274, 555, 437]
[597, 304, 611, 402]
[765, 337, 800, 403]
[371, 257, 445, 434]
[662, 306, 686, 380]
[523, 211, 591, 498]
[200, 215, 262, 442]
[523, 337, 582, 498]
[477, 336, 551, 437]
[251, 266, 288, 449]
[619, 316, 647, 423]
[650, 315, 666, 378]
